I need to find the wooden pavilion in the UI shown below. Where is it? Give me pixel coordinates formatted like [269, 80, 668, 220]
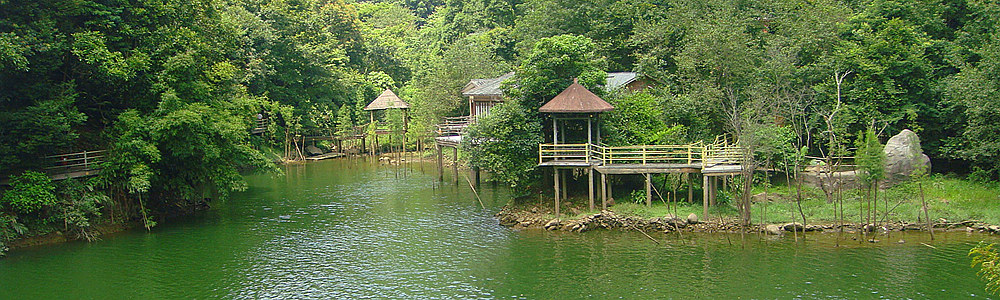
[364, 89, 410, 155]
[538, 78, 613, 217]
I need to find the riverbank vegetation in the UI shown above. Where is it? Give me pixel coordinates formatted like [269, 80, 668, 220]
[2, 0, 999, 255]
[520, 174, 1000, 226]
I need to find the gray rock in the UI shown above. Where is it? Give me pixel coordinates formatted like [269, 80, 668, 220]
[305, 145, 324, 156]
[686, 213, 699, 224]
[782, 223, 804, 232]
[544, 219, 561, 230]
[883, 129, 931, 185]
[765, 224, 784, 235]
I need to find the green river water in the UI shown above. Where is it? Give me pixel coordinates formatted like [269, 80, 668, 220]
[1, 158, 997, 299]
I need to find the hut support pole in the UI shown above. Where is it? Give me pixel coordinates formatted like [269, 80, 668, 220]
[452, 147, 458, 183]
[645, 173, 652, 207]
[710, 177, 717, 206]
[688, 173, 694, 203]
[553, 118, 558, 145]
[561, 171, 567, 201]
[436, 145, 443, 181]
[588, 167, 595, 211]
[601, 173, 608, 210]
[703, 175, 709, 218]
[554, 169, 561, 219]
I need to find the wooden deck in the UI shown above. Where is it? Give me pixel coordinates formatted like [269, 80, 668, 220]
[537, 142, 747, 175]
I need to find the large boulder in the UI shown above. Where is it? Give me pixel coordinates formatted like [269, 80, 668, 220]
[305, 145, 324, 156]
[883, 129, 931, 185]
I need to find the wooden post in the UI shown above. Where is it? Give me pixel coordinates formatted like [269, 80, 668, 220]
[472, 167, 481, 187]
[553, 118, 558, 145]
[554, 169, 561, 219]
[703, 175, 709, 218]
[452, 147, 459, 183]
[688, 173, 694, 203]
[710, 177, 717, 206]
[561, 170, 568, 201]
[587, 117, 593, 146]
[607, 175, 613, 205]
[645, 173, 652, 207]
[436, 145, 443, 181]
[601, 173, 608, 210]
[588, 167, 595, 211]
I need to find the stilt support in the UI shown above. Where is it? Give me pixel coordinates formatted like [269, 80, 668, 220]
[588, 168, 595, 211]
[601, 173, 608, 210]
[703, 175, 709, 219]
[554, 169, 561, 219]
[645, 173, 652, 207]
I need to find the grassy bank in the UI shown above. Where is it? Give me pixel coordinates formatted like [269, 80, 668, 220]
[524, 175, 1000, 226]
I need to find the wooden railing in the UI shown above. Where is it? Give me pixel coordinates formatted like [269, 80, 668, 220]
[539, 143, 594, 164]
[44, 150, 106, 179]
[538, 142, 711, 166]
[702, 144, 745, 167]
[597, 144, 704, 165]
[435, 116, 473, 137]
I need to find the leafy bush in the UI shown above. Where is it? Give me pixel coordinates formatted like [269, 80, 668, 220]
[1, 171, 57, 214]
[971, 242, 1000, 295]
[54, 179, 107, 240]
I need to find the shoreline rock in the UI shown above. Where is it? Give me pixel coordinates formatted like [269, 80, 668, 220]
[496, 205, 1000, 235]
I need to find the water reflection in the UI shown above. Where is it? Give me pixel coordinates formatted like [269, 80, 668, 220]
[0, 158, 996, 299]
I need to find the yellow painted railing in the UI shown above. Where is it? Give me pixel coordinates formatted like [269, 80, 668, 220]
[539, 143, 593, 164]
[538, 142, 723, 166]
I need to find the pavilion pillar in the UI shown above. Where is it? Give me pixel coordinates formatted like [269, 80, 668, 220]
[588, 167, 595, 211]
[436, 145, 443, 181]
[607, 175, 613, 205]
[645, 173, 652, 207]
[710, 177, 717, 206]
[561, 170, 567, 201]
[587, 117, 593, 146]
[596, 115, 602, 145]
[688, 173, 694, 203]
[703, 175, 709, 218]
[601, 173, 608, 210]
[554, 169, 561, 219]
[553, 118, 558, 145]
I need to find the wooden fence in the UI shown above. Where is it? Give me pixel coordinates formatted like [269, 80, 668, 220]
[44, 150, 106, 179]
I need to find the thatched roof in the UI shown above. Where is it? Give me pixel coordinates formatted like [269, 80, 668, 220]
[364, 89, 410, 111]
[539, 79, 614, 113]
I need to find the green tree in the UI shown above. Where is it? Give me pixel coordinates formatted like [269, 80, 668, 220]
[462, 101, 542, 191]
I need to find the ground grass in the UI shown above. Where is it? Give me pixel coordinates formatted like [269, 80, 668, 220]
[547, 175, 1000, 225]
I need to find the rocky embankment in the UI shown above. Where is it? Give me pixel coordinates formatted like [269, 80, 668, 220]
[496, 205, 1000, 235]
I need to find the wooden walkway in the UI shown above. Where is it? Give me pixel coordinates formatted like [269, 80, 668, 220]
[537, 142, 748, 218]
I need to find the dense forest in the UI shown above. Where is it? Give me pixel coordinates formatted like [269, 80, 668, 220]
[1, 0, 998, 252]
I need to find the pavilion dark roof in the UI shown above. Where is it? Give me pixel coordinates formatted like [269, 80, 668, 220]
[364, 89, 410, 111]
[539, 80, 614, 113]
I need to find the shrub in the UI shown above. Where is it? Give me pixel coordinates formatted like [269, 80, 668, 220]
[1, 171, 57, 214]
